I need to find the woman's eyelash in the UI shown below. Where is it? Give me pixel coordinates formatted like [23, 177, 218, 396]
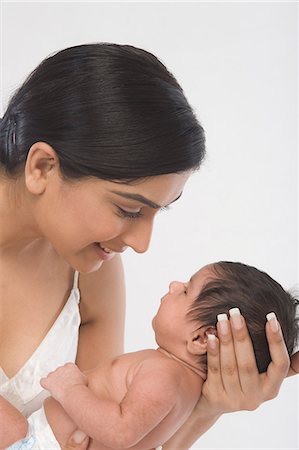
[117, 207, 143, 220]
[117, 204, 170, 220]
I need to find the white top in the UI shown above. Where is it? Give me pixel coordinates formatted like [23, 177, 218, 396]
[0, 270, 81, 418]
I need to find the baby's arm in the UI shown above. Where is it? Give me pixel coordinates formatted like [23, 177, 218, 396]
[0, 395, 28, 449]
[41, 361, 180, 449]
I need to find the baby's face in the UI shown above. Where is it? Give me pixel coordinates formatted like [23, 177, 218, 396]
[152, 264, 215, 351]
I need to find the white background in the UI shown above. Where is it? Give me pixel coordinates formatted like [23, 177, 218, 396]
[1, 2, 298, 449]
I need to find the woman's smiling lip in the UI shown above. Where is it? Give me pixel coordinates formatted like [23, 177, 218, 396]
[99, 243, 128, 253]
[93, 242, 128, 260]
[93, 243, 116, 261]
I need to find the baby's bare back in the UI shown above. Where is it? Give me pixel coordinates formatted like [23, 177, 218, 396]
[45, 349, 203, 449]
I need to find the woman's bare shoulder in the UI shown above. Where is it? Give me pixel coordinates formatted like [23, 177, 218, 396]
[75, 255, 126, 368]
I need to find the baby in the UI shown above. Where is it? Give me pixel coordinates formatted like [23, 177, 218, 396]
[3, 261, 299, 450]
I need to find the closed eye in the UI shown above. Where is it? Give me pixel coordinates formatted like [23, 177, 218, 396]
[116, 207, 143, 220]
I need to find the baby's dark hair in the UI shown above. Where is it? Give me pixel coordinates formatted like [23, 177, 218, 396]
[187, 261, 299, 373]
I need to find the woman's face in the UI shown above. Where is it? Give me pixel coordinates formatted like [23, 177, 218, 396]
[26, 143, 191, 272]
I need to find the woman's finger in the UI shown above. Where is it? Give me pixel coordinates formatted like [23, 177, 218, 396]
[263, 315, 290, 399]
[62, 430, 89, 450]
[217, 314, 241, 398]
[229, 309, 260, 401]
[204, 334, 223, 395]
[202, 336, 229, 403]
[200, 334, 231, 415]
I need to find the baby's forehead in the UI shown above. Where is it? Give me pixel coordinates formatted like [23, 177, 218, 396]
[192, 264, 215, 279]
[190, 264, 217, 289]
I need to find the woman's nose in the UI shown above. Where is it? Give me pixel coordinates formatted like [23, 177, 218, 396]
[122, 219, 154, 254]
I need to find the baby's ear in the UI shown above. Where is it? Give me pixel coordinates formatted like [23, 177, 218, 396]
[187, 326, 217, 355]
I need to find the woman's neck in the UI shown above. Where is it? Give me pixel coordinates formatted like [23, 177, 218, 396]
[0, 177, 42, 254]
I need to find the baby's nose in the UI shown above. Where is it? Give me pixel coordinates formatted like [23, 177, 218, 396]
[169, 281, 184, 293]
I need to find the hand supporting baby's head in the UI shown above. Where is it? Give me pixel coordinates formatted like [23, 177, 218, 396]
[187, 261, 299, 373]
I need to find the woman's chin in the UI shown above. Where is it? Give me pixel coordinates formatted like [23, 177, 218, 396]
[73, 258, 104, 274]
[58, 245, 106, 274]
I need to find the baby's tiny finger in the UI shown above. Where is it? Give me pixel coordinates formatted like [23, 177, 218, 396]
[40, 377, 48, 389]
[63, 431, 89, 450]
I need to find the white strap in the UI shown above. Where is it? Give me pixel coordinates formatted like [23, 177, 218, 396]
[72, 270, 79, 290]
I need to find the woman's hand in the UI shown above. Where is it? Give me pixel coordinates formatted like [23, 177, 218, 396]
[62, 431, 89, 450]
[153, 311, 295, 450]
[197, 310, 290, 417]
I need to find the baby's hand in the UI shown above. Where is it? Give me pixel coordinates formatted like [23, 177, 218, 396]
[40, 363, 88, 402]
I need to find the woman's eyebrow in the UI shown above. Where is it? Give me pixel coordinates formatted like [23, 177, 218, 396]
[110, 191, 183, 209]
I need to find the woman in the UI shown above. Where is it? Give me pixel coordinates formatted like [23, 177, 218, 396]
[0, 43, 296, 450]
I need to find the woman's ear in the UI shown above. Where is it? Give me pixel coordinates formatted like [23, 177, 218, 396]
[25, 142, 59, 195]
[187, 326, 217, 355]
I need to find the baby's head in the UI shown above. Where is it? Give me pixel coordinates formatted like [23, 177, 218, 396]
[153, 261, 298, 374]
[187, 262, 299, 373]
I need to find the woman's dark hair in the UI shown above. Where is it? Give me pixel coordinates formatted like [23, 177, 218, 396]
[0, 43, 205, 182]
[187, 262, 299, 373]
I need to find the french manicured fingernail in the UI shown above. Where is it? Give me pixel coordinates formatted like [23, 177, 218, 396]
[229, 307, 243, 329]
[217, 313, 229, 334]
[207, 333, 217, 349]
[73, 430, 87, 444]
[266, 312, 278, 332]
